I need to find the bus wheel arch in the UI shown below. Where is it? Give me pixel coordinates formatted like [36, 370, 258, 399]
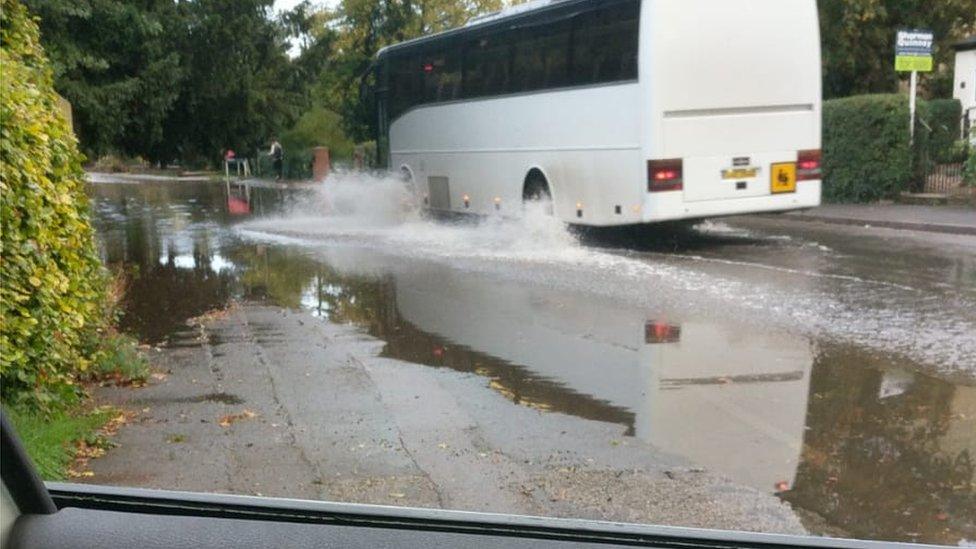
[398, 164, 415, 184]
[398, 164, 420, 199]
[522, 167, 554, 202]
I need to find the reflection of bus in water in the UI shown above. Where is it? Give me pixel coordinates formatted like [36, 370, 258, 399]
[388, 267, 812, 493]
[372, 0, 822, 226]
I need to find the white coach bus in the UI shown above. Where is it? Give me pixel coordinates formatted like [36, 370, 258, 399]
[371, 0, 822, 226]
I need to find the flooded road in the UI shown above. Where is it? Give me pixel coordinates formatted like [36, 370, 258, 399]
[88, 176, 975, 545]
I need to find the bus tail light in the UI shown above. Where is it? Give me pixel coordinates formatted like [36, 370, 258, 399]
[797, 149, 821, 181]
[648, 159, 683, 192]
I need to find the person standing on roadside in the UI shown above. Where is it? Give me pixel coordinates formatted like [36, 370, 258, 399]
[269, 138, 283, 181]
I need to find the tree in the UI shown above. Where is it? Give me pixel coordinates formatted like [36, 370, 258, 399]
[159, 0, 305, 166]
[819, 0, 976, 99]
[24, 0, 184, 162]
[24, 0, 310, 166]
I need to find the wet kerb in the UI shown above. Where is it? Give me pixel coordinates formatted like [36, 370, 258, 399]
[87, 178, 976, 544]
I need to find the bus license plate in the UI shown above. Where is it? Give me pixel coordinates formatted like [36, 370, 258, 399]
[721, 167, 759, 179]
[770, 162, 796, 194]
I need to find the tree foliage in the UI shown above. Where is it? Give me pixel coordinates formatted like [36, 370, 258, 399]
[162, 0, 305, 166]
[0, 0, 108, 409]
[819, 0, 976, 99]
[24, 0, 304, 166]
[282, 107, 354, 160]
[23, 0, 184, 162]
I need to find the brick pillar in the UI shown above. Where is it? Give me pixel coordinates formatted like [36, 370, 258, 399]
[312, 147, 331, 181]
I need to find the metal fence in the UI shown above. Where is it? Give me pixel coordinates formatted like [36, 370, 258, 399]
[913, 110, 971, 194]
[922, 162, 964, 193]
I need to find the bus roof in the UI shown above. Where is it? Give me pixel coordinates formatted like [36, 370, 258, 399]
[375, 0, 586, 59]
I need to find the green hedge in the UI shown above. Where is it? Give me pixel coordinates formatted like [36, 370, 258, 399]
[822, 94, 962, 202]
[1, 0, 108, 409]
[965, 146, 976, 187]
[822, 94, 913, 202]
[924, 99, 963, 164]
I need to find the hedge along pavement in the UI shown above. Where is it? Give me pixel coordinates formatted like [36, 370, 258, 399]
[1, 0, 110, 410]
[822, 94, 963, 203]
[924, 98, 964, 164]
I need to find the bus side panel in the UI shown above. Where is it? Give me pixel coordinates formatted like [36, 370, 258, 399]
[389, 84, 644, 226]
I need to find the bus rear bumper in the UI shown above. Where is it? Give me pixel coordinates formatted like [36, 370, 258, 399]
[641, 181, 821, 223]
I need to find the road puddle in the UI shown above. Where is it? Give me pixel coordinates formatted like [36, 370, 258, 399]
[88, 176, 975, 544]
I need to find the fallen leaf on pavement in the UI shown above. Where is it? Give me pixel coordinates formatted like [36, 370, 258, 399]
[219, 410, 257, 428]
[67, 470, 95, 478]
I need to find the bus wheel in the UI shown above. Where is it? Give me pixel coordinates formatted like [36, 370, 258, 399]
[522, 171, 553, 215]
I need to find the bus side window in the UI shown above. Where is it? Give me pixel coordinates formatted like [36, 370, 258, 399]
[389, 53, 423, 118]
[463, 33, 514, 98]
[569, 1, 639, 85]
[512, 19, 571, 93]
[422, 48, 461, 103]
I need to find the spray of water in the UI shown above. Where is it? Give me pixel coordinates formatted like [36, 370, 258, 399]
[244, 170, 583, 262]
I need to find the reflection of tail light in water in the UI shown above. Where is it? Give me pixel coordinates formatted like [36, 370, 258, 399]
[645, 321, 681, 344]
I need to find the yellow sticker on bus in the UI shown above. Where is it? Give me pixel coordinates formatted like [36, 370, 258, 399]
[770, 162, 797, 194]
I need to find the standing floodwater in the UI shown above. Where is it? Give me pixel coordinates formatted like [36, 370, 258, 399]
[87, 175, 975, 545]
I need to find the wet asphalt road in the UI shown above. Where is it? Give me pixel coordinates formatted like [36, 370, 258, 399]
[83, 176, 975, 545]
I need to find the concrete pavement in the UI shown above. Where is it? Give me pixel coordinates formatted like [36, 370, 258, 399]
[772, 204, 976, 235]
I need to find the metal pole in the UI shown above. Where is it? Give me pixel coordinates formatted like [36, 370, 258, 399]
[909, 70, 917, 146]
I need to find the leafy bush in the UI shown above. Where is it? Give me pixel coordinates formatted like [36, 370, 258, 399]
[923, 99, 963, 164]
[90, 154, 129, 173]
[282, 107, 354, 161]
[822, 94, 914, 202]
[1, 0, 109, 410]
[964, 146, 976, 187]
[358, 141, 378, 169]
[81, 333, 149, 385]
